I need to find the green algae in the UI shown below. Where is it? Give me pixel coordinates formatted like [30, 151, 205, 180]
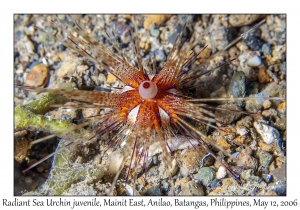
[15, 93, 70, 132]
[43, 160, 106, 195]
[15, 93, 106, 195]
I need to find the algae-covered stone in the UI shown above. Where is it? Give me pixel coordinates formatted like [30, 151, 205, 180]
[198, 167, 215, 187]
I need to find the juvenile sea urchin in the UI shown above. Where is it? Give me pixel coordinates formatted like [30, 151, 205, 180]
[14, 14, 286, 195]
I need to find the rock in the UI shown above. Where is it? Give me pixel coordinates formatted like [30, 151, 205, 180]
[150, 29, 160, 37]
[217, 138, 231, 150]
[254, 122, 280, 144]
[268, 180, 286, 196]
[57, 52, 82, 78]
[106, 73, 117, 84]
[144, 15, 172, 30]
[236, 116, 253, 128]
[263, 174, 273, 183]
[160, 158, 178, 177]
[236, 125, 249, 136]
[215, 126, 237, 141]
[270, 163, 286, 181]
[245, 93, 270, 112]
[216, 166, 227, 179]
[244, 36, 264, 52]
[105, 151, 124, 176]
[247, 55, 261, 67]
[256, 149, 273, 167]
[262, 100, 272, 109]
[262, 83, 285, 97]
[233, 135, 249, 146]
[241, 169, 254, 180]
[277, 101, 286, 114]
[144, 184, 162, 196]
[262, 43, 271, 56]
[247, 82, 259, 95]
[211, 179, 222, 190]
[214, 103, 243, 126]
[262, 108, 277, 118]
[76, 65, 89, 73]
[257, 141, 274, 152]
[174, 176, 190, 191]
[25, 64, 49, 87]
[179, 148, 207, 176]
[179, 181, 205, 196]
[82, 108, 100, 119]
[229, 15, 262, 27]
[197, 167, 215, 187]
[14, 132, 29, 164]
[258, 65, 270, 83]
[154, 50, 166, 62]
[236, 149, 258, 169]
[227, 71, 246, 107]
[98, 73, 106, 83]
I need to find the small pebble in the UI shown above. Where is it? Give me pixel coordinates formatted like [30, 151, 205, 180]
[247, 82, 259, 95]
[150, 29, 160, 37]
[154, 50, 166, 62]
[179, 148, 205, 176]
[106, 73, 117, 84]
[152, 154, 158, 165]
[211, 179, 222, 190]
[236, 125, 249, 136]
[254, 122, 279, 144]
[256, 149, 273, 167]
[214, 103, 243, 126]
[262, 43, 271, 56]
[144, 184, 162, 196]
[98, 73, 106, 83]
[262, 83, 285, 97]
[236, 150, 258, 170]
[244, 36, 264, 51]
[277, 101, 286, 114]
[216, 166, 227, 179]
[25, 63, 49, 87]
[217, 138, 231, 150]
[263, 174, 273, 183]
[247, 55, 262, 67]
[198, 167, 215, 187]
[144, 15, 172, 30]
[236, 116, 253, 128]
